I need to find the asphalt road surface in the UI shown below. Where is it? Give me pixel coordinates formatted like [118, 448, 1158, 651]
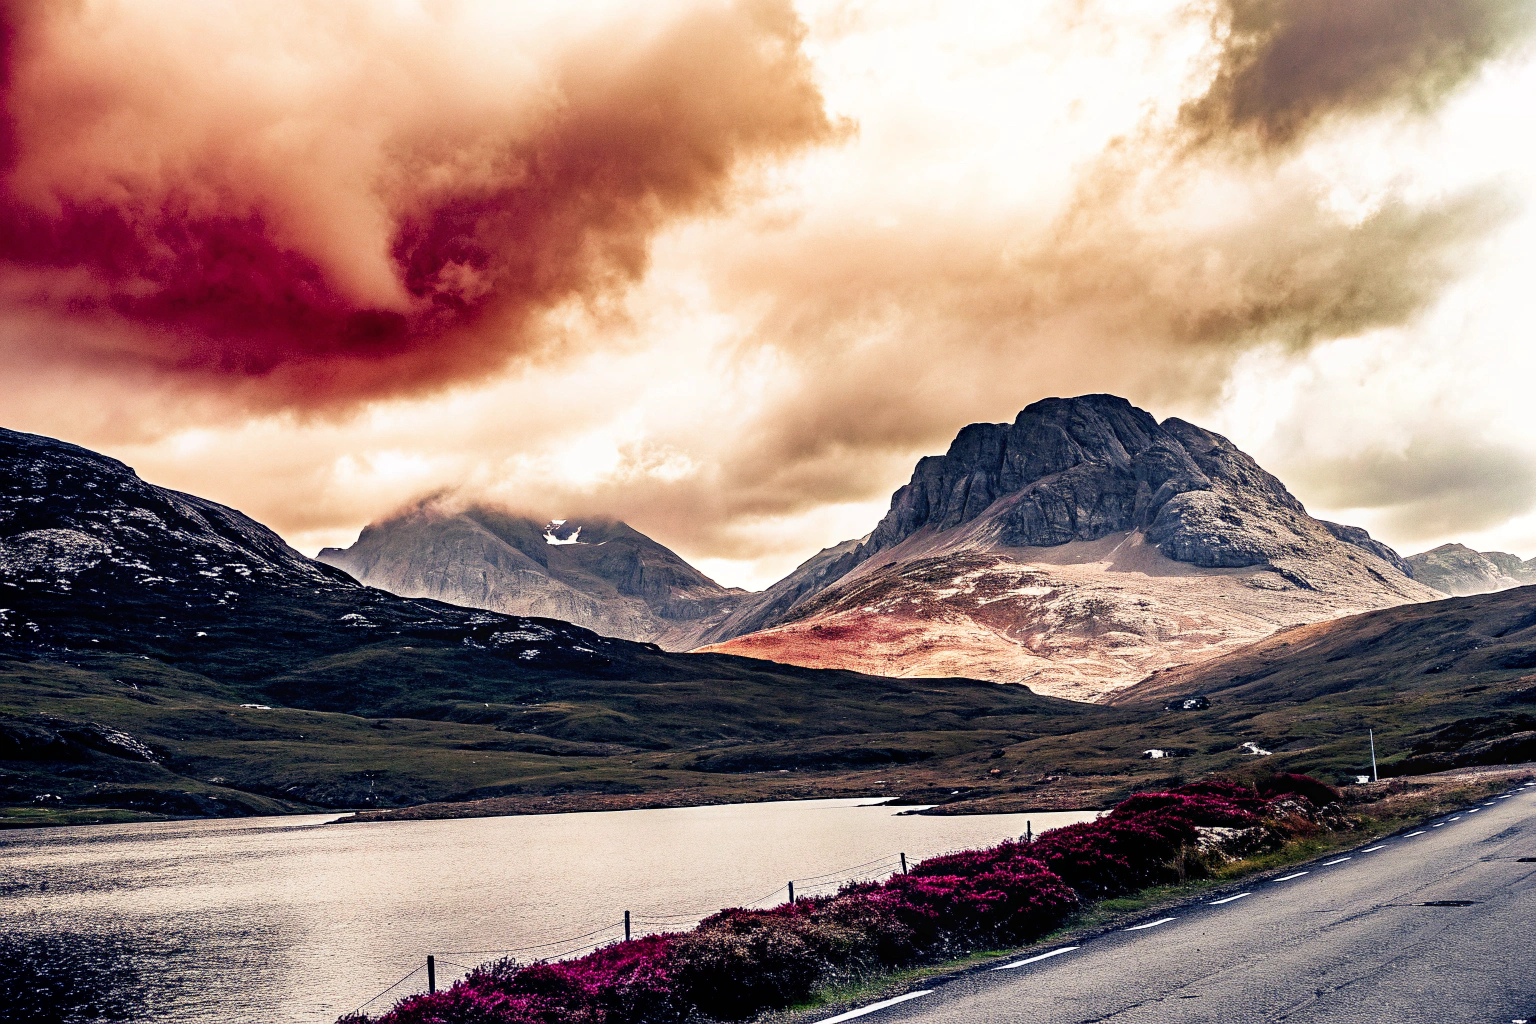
[821, 780, 1536, 1024]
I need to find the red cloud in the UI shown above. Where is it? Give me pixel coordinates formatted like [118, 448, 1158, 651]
[0, 0, 838, 410]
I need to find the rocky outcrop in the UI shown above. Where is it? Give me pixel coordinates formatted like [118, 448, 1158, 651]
[319, 504, 744, 649]
[1404, 543, 1536, 596]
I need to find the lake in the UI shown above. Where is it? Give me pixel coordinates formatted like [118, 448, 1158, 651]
[0, 799, 1098, 1023]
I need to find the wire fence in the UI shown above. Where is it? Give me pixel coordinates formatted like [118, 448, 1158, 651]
[347, 846, 926, 1015]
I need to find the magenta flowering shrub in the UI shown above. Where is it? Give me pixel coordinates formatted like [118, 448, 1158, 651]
[348, 777, 1306, 1024]
[350, 935, 682, 1024]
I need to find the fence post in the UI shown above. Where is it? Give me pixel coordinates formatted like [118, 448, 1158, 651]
[788, 881, 795, 904]
[1026, 820, 1033, 843]
[427, 955, 436, 994]
[624, 910, 631, 942]
[900, 852, 907, 874]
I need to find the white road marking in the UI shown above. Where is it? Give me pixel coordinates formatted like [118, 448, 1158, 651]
[1468, 809, 1481, 814]
[1273, 872, 1309, 882]
[1323, 857, 1351, 865]
[1432, 823, 1445, 828]
[1450, 816, 1461, 821]
[1209, 892, 1251, 905]
[1404, 831, 1427, 837]
[1125, 917, 1176, 931]
[815, 991, 933, 1023]
[1362, 845, 1388, 852]
[992, 946, 1080, 971]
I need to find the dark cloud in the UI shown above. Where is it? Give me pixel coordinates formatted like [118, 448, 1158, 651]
[1282, 435, 1536, 540]
[0, 0, 839, 412]
[1181, 0, 1536, 151]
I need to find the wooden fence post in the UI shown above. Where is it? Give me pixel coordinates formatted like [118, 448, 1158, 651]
[788, 881, 795, 904]
[427, 955, 436, 994]
[624, 910, 631, 942]
[900, 852, 907, 874]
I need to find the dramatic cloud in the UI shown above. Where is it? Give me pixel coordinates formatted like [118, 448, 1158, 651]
[5, 0, 1535, 587]
[1282, 436, 1536, 542]
[1181, 0, 1536, 151]
[0, 0, 839, 411]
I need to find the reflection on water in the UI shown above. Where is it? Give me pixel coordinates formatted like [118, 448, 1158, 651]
[0, 930, 166, 1024]
[0, 800, 1096, 1023]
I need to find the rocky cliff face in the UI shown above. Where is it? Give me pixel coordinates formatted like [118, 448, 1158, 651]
[319, 503, 743, 649]
[864, 396, 1389, 570]
[1405, 543, 1536, 596]
[698, 395, 1441, 700]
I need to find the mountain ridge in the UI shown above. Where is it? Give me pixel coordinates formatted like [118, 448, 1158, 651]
[1404, 542, 1536, 597]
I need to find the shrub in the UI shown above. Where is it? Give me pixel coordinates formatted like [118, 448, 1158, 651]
[1259, 773, 1339, 807]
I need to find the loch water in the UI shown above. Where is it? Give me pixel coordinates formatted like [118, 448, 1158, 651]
[0, 799, 1098, 1023]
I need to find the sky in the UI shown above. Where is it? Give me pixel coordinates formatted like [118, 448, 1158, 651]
[2, 0, 1535, 590]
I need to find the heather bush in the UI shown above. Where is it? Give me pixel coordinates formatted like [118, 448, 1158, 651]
[348, 778, 1286, 1024]
[1259, 773, 1339, 807]
[669, 904, 874, 1018]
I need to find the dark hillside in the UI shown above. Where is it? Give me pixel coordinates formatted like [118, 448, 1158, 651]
[1109, 586, 1536, 779]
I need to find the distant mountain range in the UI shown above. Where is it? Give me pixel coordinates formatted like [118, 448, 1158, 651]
[321, 395, 1465, 700]
[0, 425, 1060, 819]
[4, 419, 1536, 825]
[1404, 543, 1536, 596]
[319, 504, 744, 649]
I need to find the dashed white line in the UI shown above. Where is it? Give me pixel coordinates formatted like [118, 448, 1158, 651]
[1209, 892, 1251, 905]
[1125, 917, 1176, 931]
[1404, 831, 1427, 837]
[1432, 823, 1445, 828]
[1450, 816, 1461, 821]
[1273, 872, 1309, 882]
[815, 991, 933, 1023]
[1323, 857, 1351, 865]
[1362, 845, 1388, 852]
[992, 946, 1079, 971]
[1468, 809, 1481, 814]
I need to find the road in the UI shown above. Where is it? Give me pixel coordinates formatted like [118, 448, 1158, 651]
[821, 781, 1536, 1024]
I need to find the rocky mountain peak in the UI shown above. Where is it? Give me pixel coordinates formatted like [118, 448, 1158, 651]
[865, 394, 1348, 570]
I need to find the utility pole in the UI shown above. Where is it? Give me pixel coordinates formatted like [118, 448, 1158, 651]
[1369, 728, 1378, 782]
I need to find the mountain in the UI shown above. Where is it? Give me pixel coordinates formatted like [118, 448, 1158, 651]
[1404, 542, 1536, 597]
[698, 395, 1440, 701]
[0, 425, 1082, 822]
[318, 504, 744, 649]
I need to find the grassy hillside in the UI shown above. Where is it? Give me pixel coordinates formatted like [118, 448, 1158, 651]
[8, 539, 1536, 826]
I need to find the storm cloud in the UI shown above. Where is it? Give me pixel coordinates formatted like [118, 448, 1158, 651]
[0, 0, 839, 411]
[1180, 0, 1536, 151]
[4, 0, 1534, 584]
